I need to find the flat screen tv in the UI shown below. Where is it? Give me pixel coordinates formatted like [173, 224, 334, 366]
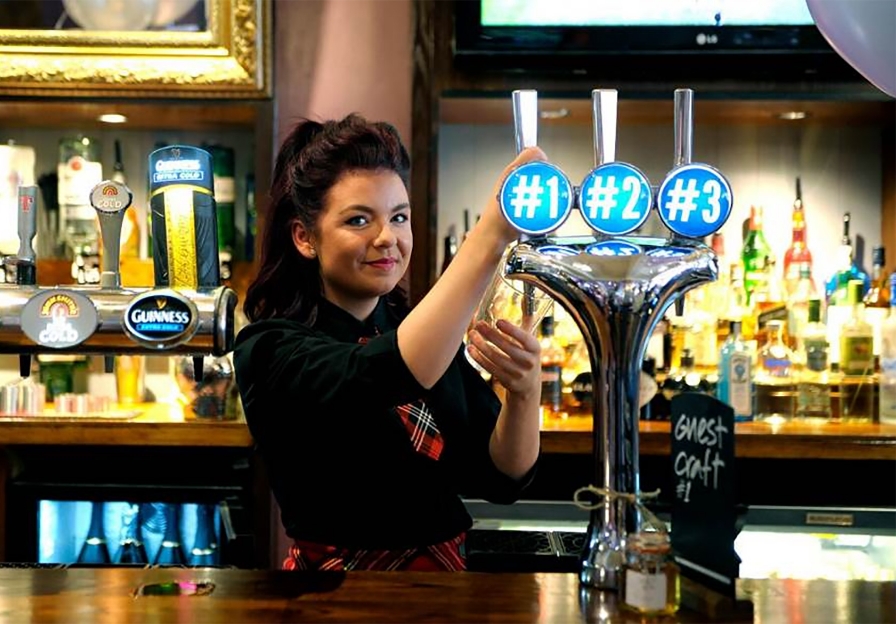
[453, 0, 861, 83]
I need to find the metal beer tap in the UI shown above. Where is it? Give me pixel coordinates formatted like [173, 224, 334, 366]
[0, 149, 238, 387]
[492, 88, 729, 590]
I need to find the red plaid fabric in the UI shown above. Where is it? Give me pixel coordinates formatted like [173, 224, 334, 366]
[282, 533, 466, 571]
[358, 336, 444, 461]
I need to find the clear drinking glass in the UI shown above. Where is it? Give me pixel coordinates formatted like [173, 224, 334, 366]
[473, 246, 555, 334]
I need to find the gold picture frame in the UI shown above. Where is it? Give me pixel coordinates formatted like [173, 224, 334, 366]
[0, 0, 270, 99]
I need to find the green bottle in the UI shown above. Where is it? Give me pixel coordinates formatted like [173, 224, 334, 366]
[742, 205, 773, 305]
[205, 144, 235, 281]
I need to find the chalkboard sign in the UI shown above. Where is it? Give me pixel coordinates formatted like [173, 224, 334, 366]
[670, 392, 740, 597]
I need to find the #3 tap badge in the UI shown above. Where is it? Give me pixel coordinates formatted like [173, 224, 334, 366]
[499, 161, 575, 235]
[21, 290, 98, 348]
[657, 163, 733, 239]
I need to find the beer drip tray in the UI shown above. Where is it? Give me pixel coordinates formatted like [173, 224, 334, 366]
[0, 409, 142, 421]
[465, 530, 584, 572]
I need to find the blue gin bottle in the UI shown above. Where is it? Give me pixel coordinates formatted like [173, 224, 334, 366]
[717, 320, 753, 421]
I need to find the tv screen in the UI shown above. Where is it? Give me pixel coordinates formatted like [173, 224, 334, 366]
[480, 0, 814, 28]
[454, 0, 859, 83]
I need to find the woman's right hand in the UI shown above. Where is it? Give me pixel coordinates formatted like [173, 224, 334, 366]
[478, 146, 548, 247]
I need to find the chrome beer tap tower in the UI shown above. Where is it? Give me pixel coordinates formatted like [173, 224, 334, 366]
[0, 146, 237, 386]
[491, 89, 732, 589]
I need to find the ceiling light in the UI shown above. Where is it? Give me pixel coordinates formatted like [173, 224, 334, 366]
[98, 113, 128, 124]
[540, 108, 570, 120]
[777, 111, 808, 121]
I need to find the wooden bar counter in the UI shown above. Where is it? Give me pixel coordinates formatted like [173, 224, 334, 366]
[0, 402, 253, 448]
[541, 417, 896, 460]
[0, 567, 892, 623]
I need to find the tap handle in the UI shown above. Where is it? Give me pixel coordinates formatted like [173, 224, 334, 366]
[512, 90, 538, 154]
[89, 180, 133, 290]
[16, 186, 37, 262]
[19, 355, 31, 379]
[591, 89, 618, 166]
[673, 88, 694, 168]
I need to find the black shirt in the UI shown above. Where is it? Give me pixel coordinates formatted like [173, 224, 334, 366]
[233, 297, 536, 550]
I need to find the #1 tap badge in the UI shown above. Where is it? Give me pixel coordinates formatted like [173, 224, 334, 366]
[123, 290, 199, 349]
[20, 290, 98, 348]
[499, 161, 575, 235]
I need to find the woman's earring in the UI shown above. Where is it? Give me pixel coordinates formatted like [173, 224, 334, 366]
[308, 248, 316, 258]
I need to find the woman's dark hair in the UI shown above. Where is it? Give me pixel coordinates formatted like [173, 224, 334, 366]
[243, 114, 411, 323]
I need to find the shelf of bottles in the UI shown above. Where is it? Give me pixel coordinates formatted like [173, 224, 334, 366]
[39, 500, 224, 567]
[529, 178, 896, 427]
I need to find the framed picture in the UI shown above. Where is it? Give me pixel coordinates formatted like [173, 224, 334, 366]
[0, 0, 270, 98]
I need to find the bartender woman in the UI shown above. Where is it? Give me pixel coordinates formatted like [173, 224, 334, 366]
[234, 114, 545, 571]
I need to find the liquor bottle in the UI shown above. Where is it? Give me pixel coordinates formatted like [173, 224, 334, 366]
[879, 274, 896, 424]
[716, 320, 753, 422]
[244, 173, 256, 261]
[796, 299, 832, 420]
[825, 214, 870, 366]
[683, 286, 717, 368]
[111, 139, 141, 258]
[787, 264, 819, 352]
[190, 504, 219, 566]
[206, 144, 235, 283]
[840, 280, 874, 376]
[742, 205, 773, 305]
[115, 503, 148, 564]
[755, 320, 794, 421]
[661, 349, 714, 400]
[783, 177, 813, 294]
[539, 316, 565, 420]
[825, 213, 870, 305]
[58, 135, 102, 282]
[77, 502, 111, 564]
[441, 225, 459, 275]
[153, 504, 186, 565]
[863, 246, 890, 359]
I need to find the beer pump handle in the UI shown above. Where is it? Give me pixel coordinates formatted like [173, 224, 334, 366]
[16, 186, 37, 265]
[510, 90, 541, 318]
[511, 90, 538, 154]
[16, 186, 38, 378]
[591, 89, 618, 167]
[673, 88, 695, 318]
[89, 181, 133, 290]
[673, 88, 694, 168]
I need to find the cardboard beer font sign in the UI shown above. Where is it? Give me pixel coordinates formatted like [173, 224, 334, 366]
[669, 392, 740, 597]
[148, 145, 220, 290]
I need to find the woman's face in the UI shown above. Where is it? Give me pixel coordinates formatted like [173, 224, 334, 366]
[302, 169, 412, 318]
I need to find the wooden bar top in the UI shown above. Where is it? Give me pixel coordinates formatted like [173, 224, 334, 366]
[541, 417, 896, 460]
[0, 402, 253, 447]
[0, 568, 891, 623]
[2, 404, 895, 459]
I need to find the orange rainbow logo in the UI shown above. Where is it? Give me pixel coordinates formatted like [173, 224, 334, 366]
[102, 185, 118, 196]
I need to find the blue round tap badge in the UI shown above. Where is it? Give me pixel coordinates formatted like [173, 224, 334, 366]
[538, 245, 579, 257]
[646, 247, 692, 259]
[585, 241, 642, 257]
[657, 163, 733, 239]
[579, 163, 652, 236]
[499, 161, 574, 235]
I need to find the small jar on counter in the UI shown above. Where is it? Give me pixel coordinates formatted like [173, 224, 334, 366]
[620, 530, 680, 616]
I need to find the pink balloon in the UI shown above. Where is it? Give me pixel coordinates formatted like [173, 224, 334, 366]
[807, 0, 896, 98]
